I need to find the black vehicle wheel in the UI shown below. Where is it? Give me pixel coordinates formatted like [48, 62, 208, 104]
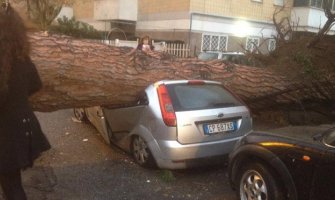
[131, 136, 156, 168]
[73, 108, 87, 122]
[237, 162, 284, 200]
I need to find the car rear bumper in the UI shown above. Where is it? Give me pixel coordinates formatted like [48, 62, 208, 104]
[148, 136, 242, 169]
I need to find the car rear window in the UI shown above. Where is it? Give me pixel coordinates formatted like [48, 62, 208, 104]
[166, 83, 243, 111]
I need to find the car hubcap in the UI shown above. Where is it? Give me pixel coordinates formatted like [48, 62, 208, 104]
[240, 170, 267, 200]
[133, 137, 149, 164]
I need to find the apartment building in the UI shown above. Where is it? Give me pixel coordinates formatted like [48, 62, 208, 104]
[291, 0, 335, 34]
[137, 0, 294, 55]
[58, 0, 334, 54]
[57, 0, 138, 39]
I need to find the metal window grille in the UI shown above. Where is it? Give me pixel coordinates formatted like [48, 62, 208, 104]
[202, 35, 211, 51]
[246, 37, 260, 52]
[219, 36, 228, 51]
[211, 36, 219, 51]
[268, 39, 276, 52]
[202, 34, 228, 51]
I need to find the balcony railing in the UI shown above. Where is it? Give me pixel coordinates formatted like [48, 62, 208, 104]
[294, 0, 335, 10]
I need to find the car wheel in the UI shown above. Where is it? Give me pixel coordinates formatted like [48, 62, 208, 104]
[237, 162, 284, 200]
[73, 108, 87, 122]
[131, 136, 156, 168]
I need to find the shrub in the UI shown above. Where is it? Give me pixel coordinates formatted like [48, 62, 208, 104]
[49, 16, 105, 39]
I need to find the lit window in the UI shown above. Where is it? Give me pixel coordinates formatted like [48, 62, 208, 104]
[246, 37, 260, 52]
[201, 34, 228, 51]
[268, 39, 276, 52]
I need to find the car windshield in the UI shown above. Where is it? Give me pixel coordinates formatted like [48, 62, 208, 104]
[322, 129, 335, 148]
[198, 52, 219, 60]
[166, 83, 243, 111]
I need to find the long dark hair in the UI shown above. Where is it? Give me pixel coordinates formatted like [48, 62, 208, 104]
[0, 2, 30, 93]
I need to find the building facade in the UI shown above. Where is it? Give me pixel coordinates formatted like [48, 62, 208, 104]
[57, 0, 138, 39]
[137, 0, 294, 55]
[58, 0, 334, 55]
[291, 0, 335, 34]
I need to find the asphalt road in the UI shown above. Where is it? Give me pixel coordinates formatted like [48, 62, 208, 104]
[1, 110, 238, 200]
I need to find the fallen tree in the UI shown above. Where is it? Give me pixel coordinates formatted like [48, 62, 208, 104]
[28, 32, 334, 113]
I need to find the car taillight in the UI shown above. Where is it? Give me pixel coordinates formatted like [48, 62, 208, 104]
[157, 84, 176, 127]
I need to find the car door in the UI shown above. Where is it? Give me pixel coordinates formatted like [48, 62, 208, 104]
[103, 92, 148, 142]
[310, 149, 335, 200]
[85, 106, 108, 141]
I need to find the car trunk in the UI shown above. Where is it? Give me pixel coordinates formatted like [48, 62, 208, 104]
[166, 82, 252, 144]
[175, 107, 250, 144]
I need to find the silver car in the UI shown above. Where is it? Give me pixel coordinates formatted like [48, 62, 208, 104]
[74, 80, 252, 169]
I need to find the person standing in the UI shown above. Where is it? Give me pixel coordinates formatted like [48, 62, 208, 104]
[136, 35, 154, 52]
[0, 2, 51, 200]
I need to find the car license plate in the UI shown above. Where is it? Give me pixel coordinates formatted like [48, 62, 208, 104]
[203, 121, 235, 135]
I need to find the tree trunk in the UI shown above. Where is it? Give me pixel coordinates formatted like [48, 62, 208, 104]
[27, 32, 316, 112]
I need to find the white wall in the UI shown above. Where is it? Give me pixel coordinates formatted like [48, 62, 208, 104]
[55, 6, 74, 20]
[119, 0, 137, 21]
[94, 0, 137, 21]
[137, 14, 277, 38]
[291, 7, 335, 34]
[191, 15, 277, 38]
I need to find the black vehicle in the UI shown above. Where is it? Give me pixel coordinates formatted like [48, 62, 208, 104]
[228, 126, 335, 200]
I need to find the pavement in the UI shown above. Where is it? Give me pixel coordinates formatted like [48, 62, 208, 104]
[1, 110, 237, 200]
[1, 109, 333, 200]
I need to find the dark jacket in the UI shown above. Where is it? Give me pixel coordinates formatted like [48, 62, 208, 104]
[0, 59, 50, 173]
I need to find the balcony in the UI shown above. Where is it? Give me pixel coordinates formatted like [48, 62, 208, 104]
[291, 0, 335, 33]
[94, 0, 137, 21]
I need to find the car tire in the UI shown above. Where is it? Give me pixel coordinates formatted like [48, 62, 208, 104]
[73, 108, 88, 122]
[131, 135, 156, 168]
[237, 162, 285, 200]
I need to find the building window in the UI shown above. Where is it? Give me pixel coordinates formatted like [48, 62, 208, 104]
[310, 0, 323, 8]
[268, 39, 277, 52]
[246, 37, 260, 52]
[251, 0, 263, 2]
[219, 36, 228, 51]
[294, 0, 335, 9]
[294, 0, 310, 6]
[274, 0, 284, 6]
[201, 34, 228, 52]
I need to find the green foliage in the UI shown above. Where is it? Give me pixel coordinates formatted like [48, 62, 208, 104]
[293, 51, 320, 78]
[29, 0, 63, 30]
[158, 170, 176, 183]
[49, 16, 104, 39]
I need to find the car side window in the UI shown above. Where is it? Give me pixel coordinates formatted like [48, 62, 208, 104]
[137, 92, 149, 105]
